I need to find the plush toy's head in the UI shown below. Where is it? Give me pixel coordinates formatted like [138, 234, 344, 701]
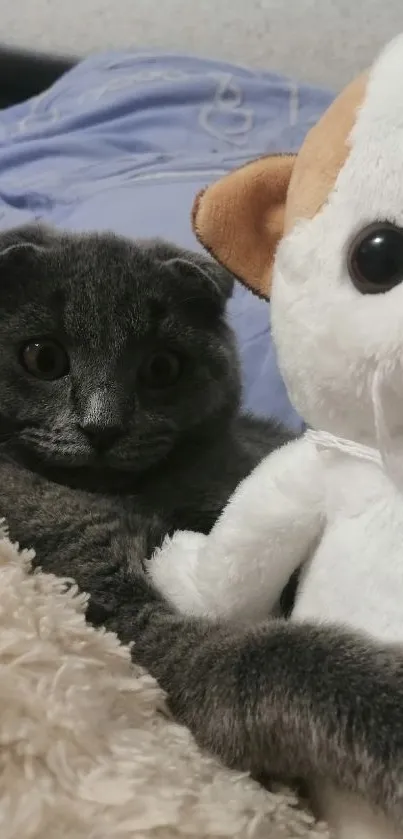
[193, 35, 403, 446]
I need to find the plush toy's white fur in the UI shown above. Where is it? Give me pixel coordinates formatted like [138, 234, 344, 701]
[151, 34, 403, 839]
[0, 521, 330, 839]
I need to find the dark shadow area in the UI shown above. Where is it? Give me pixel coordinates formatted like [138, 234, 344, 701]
[0, 46, 77, 108]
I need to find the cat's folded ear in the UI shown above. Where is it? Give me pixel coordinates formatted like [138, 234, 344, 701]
[0, 224, 55, 261]
[165, 254, 234, 313]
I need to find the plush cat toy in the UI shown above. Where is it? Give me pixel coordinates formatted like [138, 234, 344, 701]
[149, 34, 403, 839]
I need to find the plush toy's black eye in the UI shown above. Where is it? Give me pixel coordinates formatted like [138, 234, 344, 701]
[20, 339, 70, 380]
[348, 222, 403, 294]
[140, 351, 182, 390]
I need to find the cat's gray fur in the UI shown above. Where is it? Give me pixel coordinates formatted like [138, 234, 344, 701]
[1, 225, 402, 828]
[0, 224, 291, 627]
[111, 574, 403, 829]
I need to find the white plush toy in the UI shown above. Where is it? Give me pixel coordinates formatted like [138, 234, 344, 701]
[150, 34, 403, 839]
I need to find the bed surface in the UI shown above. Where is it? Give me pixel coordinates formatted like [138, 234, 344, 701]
[0, 51, 332, 429]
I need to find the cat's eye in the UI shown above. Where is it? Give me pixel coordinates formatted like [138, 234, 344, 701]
[20, 338, 70, 380]
[140, 351, 181, 390]
[348, 222, 403, 294]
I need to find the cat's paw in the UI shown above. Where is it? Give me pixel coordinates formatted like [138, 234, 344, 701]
[88, 573, 167, 644]
[148, 530, 211, 617]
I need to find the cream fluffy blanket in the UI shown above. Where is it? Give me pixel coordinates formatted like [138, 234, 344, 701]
[0, 524, 328, 839]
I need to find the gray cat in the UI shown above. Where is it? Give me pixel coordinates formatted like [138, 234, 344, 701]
[0, 224, 292, 624]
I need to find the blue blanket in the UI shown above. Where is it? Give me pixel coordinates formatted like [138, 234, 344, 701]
[0, 51, 333, 430]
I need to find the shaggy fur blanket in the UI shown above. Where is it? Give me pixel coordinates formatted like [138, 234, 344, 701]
[0, 524, 328, 839]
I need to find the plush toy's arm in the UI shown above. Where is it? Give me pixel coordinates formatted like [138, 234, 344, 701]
[150, 435, 324, 622]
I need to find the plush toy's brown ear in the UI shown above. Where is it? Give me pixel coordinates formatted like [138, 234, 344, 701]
[192, 155, 295, 299]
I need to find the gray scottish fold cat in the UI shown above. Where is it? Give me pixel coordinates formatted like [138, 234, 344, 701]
[0, 224, 292, 621]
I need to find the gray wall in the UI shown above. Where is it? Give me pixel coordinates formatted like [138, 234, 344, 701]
[3, 0, 403, 89]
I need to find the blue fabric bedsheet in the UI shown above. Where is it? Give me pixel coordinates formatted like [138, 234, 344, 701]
[0, 51, 333, 431]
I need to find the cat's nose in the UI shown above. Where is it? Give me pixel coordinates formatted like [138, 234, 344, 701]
[78, 420, 123, 451]
[77, 388, 125, 451]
